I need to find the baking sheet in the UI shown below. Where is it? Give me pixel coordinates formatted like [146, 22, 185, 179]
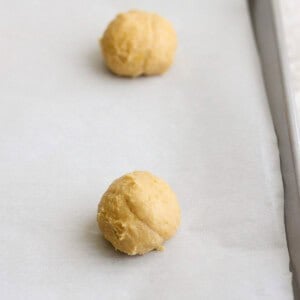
[0, 0, 293, 299]
[249, 1, 300, 298]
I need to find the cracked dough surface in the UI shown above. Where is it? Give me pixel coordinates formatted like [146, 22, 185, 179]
[100, 10, 177, 77]
[97, 171, 181, 255]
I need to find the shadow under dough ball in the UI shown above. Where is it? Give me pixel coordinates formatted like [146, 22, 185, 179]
[97, 171, 181, 255]
[100, 10, 177, 77]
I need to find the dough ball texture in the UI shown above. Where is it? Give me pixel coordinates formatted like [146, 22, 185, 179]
[97, 171, 181, 255]
[100, 10, 177, 77]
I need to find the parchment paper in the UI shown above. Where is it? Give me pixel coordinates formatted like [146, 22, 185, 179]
[0, 0, 293, 299]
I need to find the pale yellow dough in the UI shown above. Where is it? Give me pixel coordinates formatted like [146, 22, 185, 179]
[97, 171, 181, 255]
[100, 10, 177, 77]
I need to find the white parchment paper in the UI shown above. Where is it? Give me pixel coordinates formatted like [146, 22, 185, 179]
[0, 0, 293, 299]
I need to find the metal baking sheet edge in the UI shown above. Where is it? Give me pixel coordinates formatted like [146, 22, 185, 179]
[249, 0, 300, 298]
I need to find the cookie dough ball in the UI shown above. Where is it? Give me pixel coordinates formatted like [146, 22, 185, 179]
[100, 10, 177, 77]
[97, 171, 180, 255]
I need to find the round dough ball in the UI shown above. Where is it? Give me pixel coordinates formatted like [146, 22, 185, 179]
[100, 10, 177, 77]
[97, 171, 181, 255]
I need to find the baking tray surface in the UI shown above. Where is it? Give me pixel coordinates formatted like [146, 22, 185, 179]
[0, 0, 293, 299]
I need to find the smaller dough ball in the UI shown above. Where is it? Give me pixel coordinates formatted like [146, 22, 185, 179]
[100, 10, 177, 77]
[97, 171, 181, 255]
